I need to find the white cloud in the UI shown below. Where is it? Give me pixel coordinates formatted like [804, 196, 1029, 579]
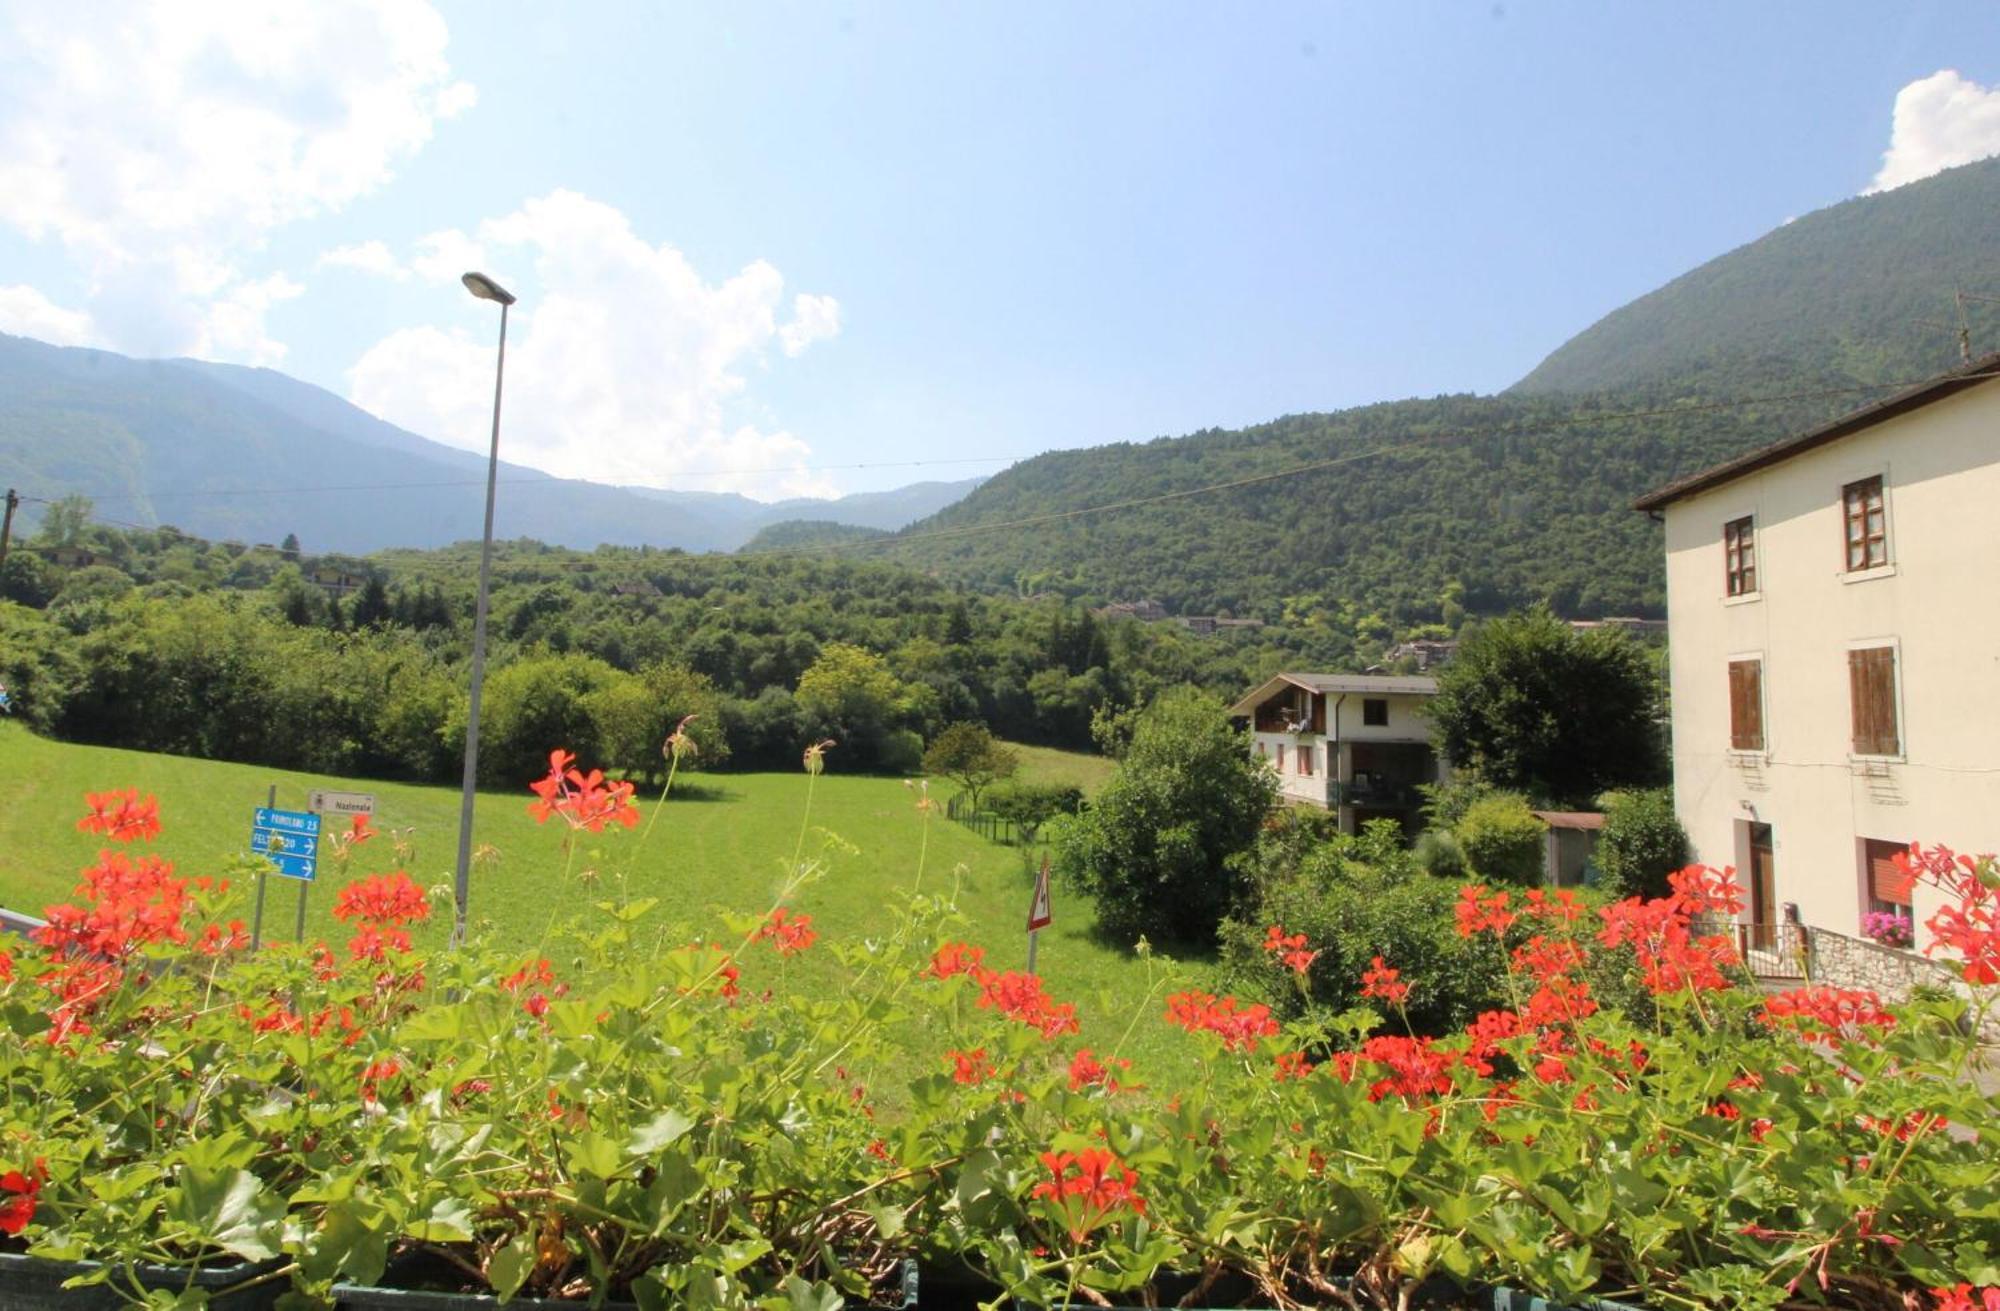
[348, 190, 842, 499]
[0, 0, 473, 358]
[409, 228, 489, 286]
[318, 241, 408, 280]
[780, 293, 843, 357]
[1865, 70, 2000, 194]
[0, 285, 102, 347]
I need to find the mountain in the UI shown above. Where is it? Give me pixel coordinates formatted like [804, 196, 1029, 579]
[1514, 155, 2000, 397]
[0, 336, 982, 553]
[739, 519, 891, 552]
[883, 160, 2000, 641]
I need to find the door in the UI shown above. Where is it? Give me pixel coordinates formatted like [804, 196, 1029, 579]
[1748, 824, 1776, 950]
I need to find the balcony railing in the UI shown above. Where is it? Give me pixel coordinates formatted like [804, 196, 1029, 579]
[1329, 780, 1425, 809]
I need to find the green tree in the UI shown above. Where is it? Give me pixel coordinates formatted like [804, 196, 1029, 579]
[1454, 793, 1548, 886]
[35, 495, 93, 548]
[1049, 687, 1275, 947]
[1427, 608, 1665, 806]
[590, 662, 729, 785]
[922, 721, 1019, 808]
[985, 780, 1082, 843]
[1595, 787, 1691, 898]
[794, 643, 922, 770]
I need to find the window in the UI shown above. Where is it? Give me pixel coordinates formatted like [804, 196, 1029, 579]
[1848, 645, 1901, 757]
[1863, 837, 1913, 914]
[1298, 745, 1315, 776]
[1255, 741, 1267, 759]
[1362, 698, 1389, 727]
[1843, 475, 1888, 571]
[1723, 516, 1757, 596]
[1727, 659, 1764, 751]
[1275, 743, 1286, 774]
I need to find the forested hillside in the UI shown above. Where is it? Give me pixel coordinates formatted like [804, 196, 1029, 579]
[882, 389, 1808, 644]
[879, 158, 2000, 635]
[1515, 155, 2000, 397]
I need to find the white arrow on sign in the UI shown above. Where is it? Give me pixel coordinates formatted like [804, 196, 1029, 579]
[309, 789, 377, 817]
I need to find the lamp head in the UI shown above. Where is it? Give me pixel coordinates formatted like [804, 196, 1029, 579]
[462, 271, 516, 306]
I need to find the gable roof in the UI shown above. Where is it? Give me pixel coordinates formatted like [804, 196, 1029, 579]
[1227, 672, 1438, 717]
[1632, 352, 2000, 512]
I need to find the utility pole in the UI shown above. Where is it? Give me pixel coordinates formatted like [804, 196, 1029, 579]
[0, 489, 18, 577]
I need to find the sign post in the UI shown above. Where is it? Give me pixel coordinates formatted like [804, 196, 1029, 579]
[249, 805, 320, 943]
[1026, 854, 1053, 975]
[250, 785, 275, 950]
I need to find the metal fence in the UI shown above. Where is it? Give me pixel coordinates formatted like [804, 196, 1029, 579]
[943, 793, 1030, 846]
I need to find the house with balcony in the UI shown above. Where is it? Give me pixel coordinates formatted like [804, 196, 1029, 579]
[1228, 673, 1444, 835]
[1633, 351, 2000, 960]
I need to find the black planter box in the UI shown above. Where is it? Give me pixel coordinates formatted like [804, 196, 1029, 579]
[0, 1251, 284, 1309]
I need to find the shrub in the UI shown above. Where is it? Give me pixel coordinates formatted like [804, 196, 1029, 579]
[1222, 817, 1507, 1035]
[985, 780, 1084, 842]
[1049, 686, 1275, 946]
[1595, 786, 1691, 898]
[1454, 792, 1546, 885]
[1411, 827, 1468, 879]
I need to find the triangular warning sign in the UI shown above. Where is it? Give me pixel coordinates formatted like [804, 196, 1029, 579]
[1028, 855, 1053, 931]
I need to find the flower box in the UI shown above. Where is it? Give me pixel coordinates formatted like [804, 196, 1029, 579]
[0, 1251, 284, 1310]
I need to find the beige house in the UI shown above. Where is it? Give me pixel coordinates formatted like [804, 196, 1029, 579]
[1634, 353, 2000, 946]
[1228, 673, 1443, 835]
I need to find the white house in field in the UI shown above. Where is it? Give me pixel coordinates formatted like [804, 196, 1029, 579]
[1228, 673, 1444, 835]
[1634, 352, 2000, 948]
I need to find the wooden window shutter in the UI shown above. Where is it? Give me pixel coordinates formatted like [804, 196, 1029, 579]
[1728, 659, 1763, 751]
[1848, 647, 1900, 756]
[1865, 838, 1913, 906]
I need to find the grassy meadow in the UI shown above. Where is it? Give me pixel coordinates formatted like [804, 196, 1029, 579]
[0, 721, 1211, 1088]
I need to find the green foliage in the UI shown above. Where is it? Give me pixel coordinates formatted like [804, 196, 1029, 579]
[1049, 687, 1276, 947]
[983, 780, 1084, 842]
[795, 642, 929, 771]
[1595, 786, 1691, 898]
[1411, 827, 1468, 880]
[922, 721, 1020, 807]
[1516, 155, 2000, 397]
[469, 652, 621, 788]
[589, 661, 730, 783]
[1427, 608, 1665, 805]
[1221, 817, 1509, 1036]
[1454, 793, 1547, 886]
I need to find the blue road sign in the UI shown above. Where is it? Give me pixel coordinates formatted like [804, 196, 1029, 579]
[250, 807, 320, 881]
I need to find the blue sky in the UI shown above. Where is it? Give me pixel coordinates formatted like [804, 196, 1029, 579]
[3, 3, 1999, 498]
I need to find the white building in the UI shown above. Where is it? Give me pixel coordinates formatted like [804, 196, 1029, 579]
[1227, 673, 1443, 835]
[1634, 354, 2000, 944]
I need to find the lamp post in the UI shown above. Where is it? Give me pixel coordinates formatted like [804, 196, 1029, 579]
[453, 270, 517, 946]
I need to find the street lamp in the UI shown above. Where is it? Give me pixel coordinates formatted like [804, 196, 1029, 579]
[452, 270, 517, 945]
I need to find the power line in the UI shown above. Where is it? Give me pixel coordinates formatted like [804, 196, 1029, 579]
[28, 454, 1024, 505]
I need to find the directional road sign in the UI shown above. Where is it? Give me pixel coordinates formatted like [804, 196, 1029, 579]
[309, 789, 376, 817]
[250, 807, 321, 881]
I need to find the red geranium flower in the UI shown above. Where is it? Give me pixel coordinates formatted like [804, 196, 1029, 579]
[76, 789, 161, 843]
[0, 1160, 46, 1237]
[1032, 1147, 1145, 1244]
[1360, 955, 1409, 1007]
[526, 748, 640, 833]
[755, 906, 819, 956]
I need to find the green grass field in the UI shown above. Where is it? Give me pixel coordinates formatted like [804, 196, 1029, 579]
[0, 722, 1210, 1086]
[1001, 739, 1118, 796]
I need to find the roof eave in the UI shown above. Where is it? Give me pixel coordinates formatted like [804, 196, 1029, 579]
[1631, 355, 2000, 513]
